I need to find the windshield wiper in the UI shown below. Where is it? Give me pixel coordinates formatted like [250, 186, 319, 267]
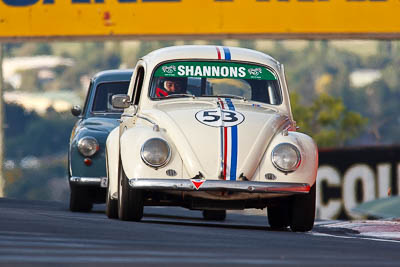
[201, 94, 247, 101]
[92, 111, 122, 115]
[164, 94, 196, 99]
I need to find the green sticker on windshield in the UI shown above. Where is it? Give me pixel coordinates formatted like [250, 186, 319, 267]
[154, 62, 277, 80]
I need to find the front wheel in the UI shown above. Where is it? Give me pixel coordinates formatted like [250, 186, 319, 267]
[118, 163, 144, 221]
[105, 152, 118, 219]
[289, 183, 316, 232]
[69, 184, 93, 212]
[106, 187, 118, 219]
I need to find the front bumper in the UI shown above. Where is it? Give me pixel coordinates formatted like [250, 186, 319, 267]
[70, 176, 108, 188]
[129, 178, 310, 194]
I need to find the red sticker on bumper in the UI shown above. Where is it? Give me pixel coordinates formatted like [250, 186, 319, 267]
[191, 179, 205, 190]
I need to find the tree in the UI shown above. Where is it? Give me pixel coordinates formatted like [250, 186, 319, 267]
[5, 103, 75, 159]
[291, 92, 367, 148]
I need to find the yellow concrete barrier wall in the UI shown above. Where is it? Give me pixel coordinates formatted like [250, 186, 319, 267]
[1, 0, 399, 40]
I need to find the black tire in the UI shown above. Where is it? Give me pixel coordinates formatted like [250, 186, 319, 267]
[289, 183, 316, 232]
[69, 185, 93, 212]
[118, 164, 144, 221]
[267, 202, 290, 230]
[202, 210, 226, 221]
[105, 152, 118, 219]
[106, 187, 118, 219]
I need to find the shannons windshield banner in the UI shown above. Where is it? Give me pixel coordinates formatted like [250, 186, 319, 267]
[154, 62, 277, 80]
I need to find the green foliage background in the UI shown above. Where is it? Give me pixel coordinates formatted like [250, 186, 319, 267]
[3, 40, 399, 201]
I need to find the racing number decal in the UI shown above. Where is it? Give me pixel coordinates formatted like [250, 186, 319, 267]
[223, 110, 239, 123]
[196, 108, 244, 127]
[202, 110, 220, 122]
[203, 110, 238, 123]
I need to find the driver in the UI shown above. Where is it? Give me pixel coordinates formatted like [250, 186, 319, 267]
[156, 77, 186, 97]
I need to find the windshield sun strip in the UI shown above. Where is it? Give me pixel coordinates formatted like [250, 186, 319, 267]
[149, 60, 283, 104]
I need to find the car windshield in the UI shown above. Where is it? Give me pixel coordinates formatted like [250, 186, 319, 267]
[92, 81, 130, 113]
[150, 61, 282, 105]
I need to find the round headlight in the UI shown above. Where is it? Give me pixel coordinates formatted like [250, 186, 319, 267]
[77, 136, 99, 157]
[141, 138, 171, 168]
[271, 143, 301, 172]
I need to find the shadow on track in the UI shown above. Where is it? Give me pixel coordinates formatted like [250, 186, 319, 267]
[141, 212, 290, 232]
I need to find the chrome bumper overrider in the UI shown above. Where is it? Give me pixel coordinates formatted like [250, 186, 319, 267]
[69, 176, 108, 188]
[129, 179, 310, 194]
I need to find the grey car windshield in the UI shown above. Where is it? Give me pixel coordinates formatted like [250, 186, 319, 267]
[150, 61, 282, 105]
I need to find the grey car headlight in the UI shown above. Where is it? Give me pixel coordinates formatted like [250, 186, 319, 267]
[141, 138, 171, 168]
[77, 136, 99, 157]
[271, 143, 301, 172]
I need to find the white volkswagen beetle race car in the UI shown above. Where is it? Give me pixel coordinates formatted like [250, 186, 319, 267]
[106, 45, 318, 232]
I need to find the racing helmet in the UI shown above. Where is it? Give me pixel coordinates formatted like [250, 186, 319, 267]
[158, 77, 187, 93]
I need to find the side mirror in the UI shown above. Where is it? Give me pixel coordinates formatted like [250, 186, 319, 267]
[112, 94, 131, 109]
[71, 105, 82, 117]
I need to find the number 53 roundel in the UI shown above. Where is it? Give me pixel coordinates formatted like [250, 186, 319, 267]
[195, 108, 245, 127]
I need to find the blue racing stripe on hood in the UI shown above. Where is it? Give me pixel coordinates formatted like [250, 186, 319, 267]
[226, 98, 237, 181]
[223, 47, 231, 60]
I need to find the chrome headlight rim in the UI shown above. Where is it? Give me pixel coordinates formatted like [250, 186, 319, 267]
[140, 138, 171, 168]
[271, 143, 301, 173]
[77, 136, 99, 157]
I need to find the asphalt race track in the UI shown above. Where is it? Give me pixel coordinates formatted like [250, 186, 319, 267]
[0, 198, 399, 266]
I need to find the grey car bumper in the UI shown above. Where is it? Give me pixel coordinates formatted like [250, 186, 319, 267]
[70, 176, 108, 188]
[129, 178, 310, 194]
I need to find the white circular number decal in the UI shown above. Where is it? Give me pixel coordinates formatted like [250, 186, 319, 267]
[195, 108, 245, 127]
